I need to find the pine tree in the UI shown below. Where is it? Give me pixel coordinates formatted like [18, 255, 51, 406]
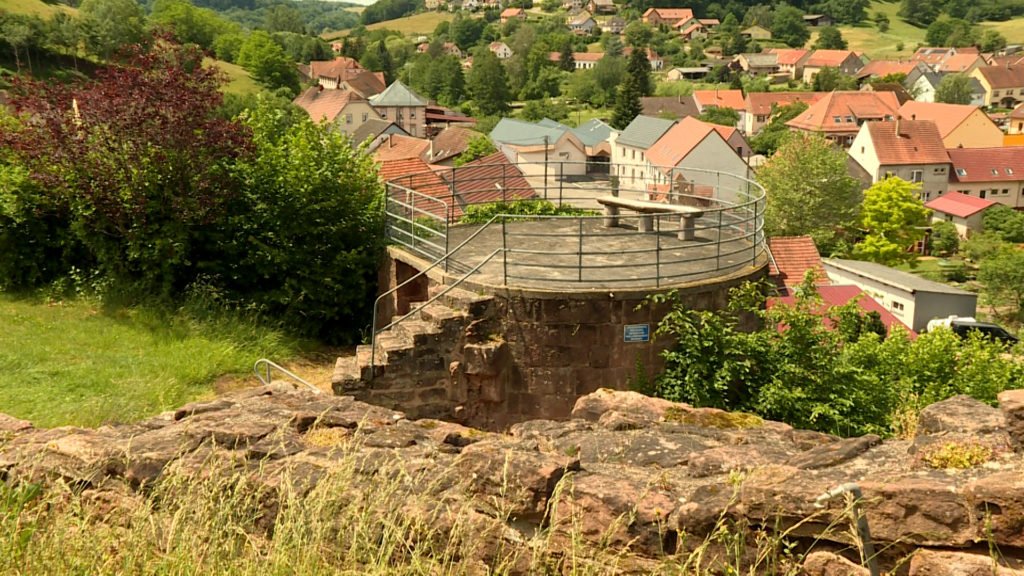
[610, 78, 642, 130]
[467, 48, 512, 116]
[626, 47, 652, 96]
[559, 43, 575, 71]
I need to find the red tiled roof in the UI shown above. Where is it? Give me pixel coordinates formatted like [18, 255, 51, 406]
[745, 91, 826, 115]
[767, 236, 826, 286]
[692, 89, 745, 111]
[856, 60, 919, 78]
[938, 53, 982, 73]
[711, 124, 736, 140]
[975, 65, 1024, 89]
[897, 101, 984, 139]
[292, 88, 363, 123]
[786, 91, 900, 133]
[769, 285, 917, 338]
[549, 51, 604, 62]
[924, 191, 996, 218]
[866, 120, 950, 166]
[643, 7, 694, 20]
[374, 134, 432, 162]
[645, 116, 720, 170]
[804, 49, 859, 68]
[423, 125, 478, 163]
[500, 7, 523, 16]
[440, 152, 537, 211]
[767, 48, 809, 66]
[308, 57, 363, 80]
[948, 147, 1024, 183]
[1011, 102, 1024, 119]
[344, 70, 387, 97]
[379, 158, 453, 219]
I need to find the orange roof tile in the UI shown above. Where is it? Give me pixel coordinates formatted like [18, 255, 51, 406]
[292, 88, 363, 123]
[856, 60, 920, 78]
[804, 49, 859, 68]
[924, 191, 996, 218]
[423, 125, 478, 163]
[374, 134, 432, 162]
[767, 48, 809, 66]
[643, 7, 694, 20]
[308, 57, 363, 80]
[441, 152, 536, 210]
[745, 91, 826, 115]
[865, 120, 949, 166]
[692, 89, 745, 111]
[645, 116, 721, 170]
[379, 158, 453, 219]
[500, 7, 523, 16]
[767, 235, 826, 286]
[786, 91, 899, 133]
[937, 53, 982, 73]
[897, 101, 983, 139]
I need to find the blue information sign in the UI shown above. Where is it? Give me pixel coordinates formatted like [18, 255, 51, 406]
[623, 324, 650, 343]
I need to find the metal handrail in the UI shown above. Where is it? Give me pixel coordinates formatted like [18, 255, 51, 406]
[370, 247, 505, 377]
[253, 358, 320, 394]
[369, 214, 507, 372]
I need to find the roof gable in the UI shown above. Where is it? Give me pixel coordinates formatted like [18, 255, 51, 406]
[924, 191, 996, 218]
[897, 101, 986, 139]
[645, 116, 722, 169]
[368, 80, 428, 107]
[692, 89, 745, 111]
[292, 88, 364, 123]
[786, 91, 900, 132]
[617, 115, 677, 149]
[975, 65, 1024, 89]
[767, 235, 826, 286]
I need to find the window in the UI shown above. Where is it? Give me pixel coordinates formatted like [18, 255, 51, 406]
[845, 115, 854, 123]
[362, 113, 368, 122]
[631, 149, 635, 159]
[345, 114, 352, 124]
[884, 170, 894, 179]
[934, 167, 946, 175]
[994, 90, 1001, 97]
[410, 110, 416, 118]
[833, 116, 842, 124]
[861, 146, 865, 153]
[980, 190, 987, 198]
[892, 301, 904, 311]
[910, 170, 923, 183]
[736, 146, 743, 155]
[992, 169, 999, 176]
[1004, 188, 1010, 195]
[956, 168, 967, 177]
[1008, 168, 1015, 175]
[922, 191, 930, 200]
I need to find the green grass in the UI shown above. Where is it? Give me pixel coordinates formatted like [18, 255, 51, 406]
[322, 11, 456, 39]
[0, 294, 304, 428]
[204, 57, 262, 96]
[827, 0, 926, 59]
[0, 0, 75, 17]
[978, 18, 1024, 41]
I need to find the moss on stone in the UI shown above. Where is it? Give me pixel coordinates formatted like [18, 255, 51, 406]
[303, 427, 352, 448]
[664, 406, 763, 429]
[921, 441, 993, 469]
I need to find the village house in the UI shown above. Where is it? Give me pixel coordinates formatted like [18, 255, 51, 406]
[936, 52, 985, 75]
[500, 7, 525, 23]
[641, 116, 750, 191]
[856, 60, 929, 82]
[731, 53, 779, 76]
[905, 68, 986, 105]
[897, 101, 1004, 149]
[489, 118, 588, 177]
[786, 91, 900, 147]
[665, 66, 712, 81]
[641, 7, 695, 27]
[547, 51, 603, 70]
[947, 147, 1024, 208]
[292, 88, 378, 137]
[741, 25, 771, 41]
[368, 81, 430, 138]
[925, 192, 997, 237]
[489, 41, 513, 59]
[677, 20, 710, 40]
[801, 50, 863, 84]
[623, 47, 664, 70]
[971, 64, 1024, 108]
[568, 11, 597, 35]
[847, 119, 951, 202]
[420, 125, 478, 166]
[350, 119, 409, 151]
[300, 56, 377, 91]
[823, 258, 977, 333]
[561, 0, 582, 10]
[610, 115, 677, 184]
[692, 89, 745, 114]
[640, 95, 699, 119]
[586, 0, 616, 14]
[442, 42, 464, 58]
[602, 16, 626, 34]
[742, 91, 826, 134]
[765, 48, 809, 79]
[1009, 103, 1024, 134]
[802, 13, 832, 26]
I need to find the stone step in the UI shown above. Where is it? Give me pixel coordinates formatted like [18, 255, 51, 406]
[391, 319, 443, 347]
[419, 302, 467, 335]
[373, 332, 415, 364]
[429, 285, 494, 316]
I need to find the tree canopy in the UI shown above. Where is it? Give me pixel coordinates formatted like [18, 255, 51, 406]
[851, 178, 930, 266]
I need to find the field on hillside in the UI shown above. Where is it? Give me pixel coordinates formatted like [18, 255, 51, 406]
[204, 57, 262, 96]
[0, 0, 75, 17]
[322, 11, 455, 39]
[828, 0, 926, 59]
[0, 294, 310, 428]
[978, 19, 1024, 43]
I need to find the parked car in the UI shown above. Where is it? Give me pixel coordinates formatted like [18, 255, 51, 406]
[926, 316, 1019, 345]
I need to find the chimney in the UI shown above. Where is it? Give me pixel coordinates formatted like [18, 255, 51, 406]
[429, 137, 435, 160]
[389, 133, 394, 148]
[895, 115, 901, 135]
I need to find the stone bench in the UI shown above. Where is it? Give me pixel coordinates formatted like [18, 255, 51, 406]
[596, 196, 705, 241]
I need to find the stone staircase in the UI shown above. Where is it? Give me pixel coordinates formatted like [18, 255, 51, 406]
[332, 284, 501, 421]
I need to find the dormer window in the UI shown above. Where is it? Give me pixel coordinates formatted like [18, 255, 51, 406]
[1008, 168, 1015, 175]
[992, 169, 999, 176]
[956, 168, 967, 176]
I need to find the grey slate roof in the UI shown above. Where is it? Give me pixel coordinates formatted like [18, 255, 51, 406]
[616, 115, 677, 149]
[368, 80, 428, 107]
[571, 118, 613, 146]
[823, 258, 976, 296]
[351, 118, 408, 145]
[491, 117, 569, 146]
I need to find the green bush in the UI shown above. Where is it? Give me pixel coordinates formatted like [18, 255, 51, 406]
[929, 220, 960, 257]
[458, 199, 597, 224]
[649, 275, 1024, 437]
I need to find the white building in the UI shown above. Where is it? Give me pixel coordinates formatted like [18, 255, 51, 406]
[823, 258, 977, 332]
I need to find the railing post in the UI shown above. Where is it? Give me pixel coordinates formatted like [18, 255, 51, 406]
[411, 191, 417, 250]
[559, 162, 564, 207]
[610, 175, 619, 198]
[717, 209, 724, 271]
[656, 214, 661, 288]
[450, 167, 457, 225]
[577, 218, 584, 282]
[501, 217, 508, 285]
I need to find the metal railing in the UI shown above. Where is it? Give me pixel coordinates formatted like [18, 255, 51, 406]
[383, 161, 767, 290]
[253, 358, 320, 393]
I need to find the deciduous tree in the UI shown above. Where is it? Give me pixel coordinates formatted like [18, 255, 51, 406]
[813, 26, 847, 50]
[935, 73, 973, 105]
[978, 247, 1024, 320]
[770, 3, 809, 48]
[467, 47, 511, 116]
[237, 31, 300, 95]
[851, 178, 930, 266]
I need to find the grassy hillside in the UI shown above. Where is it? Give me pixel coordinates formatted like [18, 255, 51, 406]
[322, 11, 455, 39]
[978, 18, 1024, 42]
[0, 0, 75, 17]
[204, 57, 262, 96]
[824, 0, 925, 59]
